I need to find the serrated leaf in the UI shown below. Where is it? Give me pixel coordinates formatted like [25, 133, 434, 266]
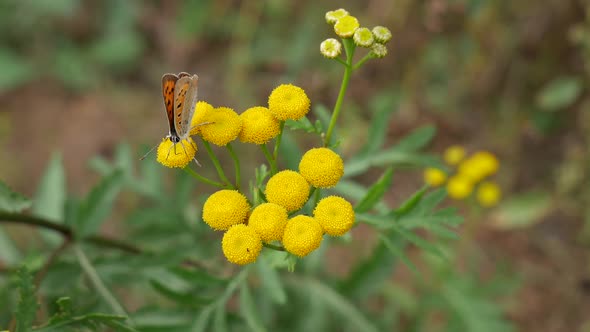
[0, 180, 31, 213]
[285, 117, 316, 133]
[15, 267, 37, 332]
[391, 224, 446, 260]
[149, 279, 213, 308]
[379, 234, 419, 276]
[536, 76, 582, 112]
[356, 106, 395, 158]
[33, 153, 66, 245]
[169, 267, 227, 286]
[354, 167, 393, 213]
[392, 186, 428, 216]
[256, 256, 287, 304]
[391, 125, 436, 152]
[239, 284, 266, 332]
[36, 313, 136, 332]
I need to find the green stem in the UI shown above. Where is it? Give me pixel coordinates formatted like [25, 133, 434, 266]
[201, 140, 234, 188]
[352, 53, 374, 71]
[313, 187, 321, 208]
[273, 121, 285, 160]
[226, 143, 241, 191]
[334, 57, 347, 66]
[260, 144, 278, 174]
[74, 245, 128, 317]
[324, 38, 355, 147]
[183, 167, 225, 188]
[263, 242, 286, 251]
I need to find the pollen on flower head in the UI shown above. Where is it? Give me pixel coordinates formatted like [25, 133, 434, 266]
[334, 15, 359, 38]
[424, 167, 447, 187]
[190, 101, 214, 136]
[265, 170, 310, 212]
[444, 145, 466, 165]
[268, 84, 311, 121]
[248, 203, 288, 242]
[353, 27, 374, 47]
[476, 181, 501, 207]
[222, 224, 262, 265]
[325, 8, 349, 25]
[239, 106, 280, 144]
[372, 26, 392, 44]
[298, 148, 344, 188]
[282, 215, 323, 257]
[320, 38, 342, 59]
[156, 137, 197, 168]
[313, 196, 355, 236]
[371, 43, 388, 58]
[202, 190, 250, 230]
[199, 107, 242, 146]
[446, 175, 473, 200]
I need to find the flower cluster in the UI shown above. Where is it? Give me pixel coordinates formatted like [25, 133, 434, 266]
[322, 8, 392, 60]
[424, 145, 502, 207]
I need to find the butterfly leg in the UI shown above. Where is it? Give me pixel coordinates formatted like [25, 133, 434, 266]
[179, 140, 201, 167]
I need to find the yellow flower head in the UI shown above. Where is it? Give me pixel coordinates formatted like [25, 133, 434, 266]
[446, 175, 474, 200]
[372, 26, 392, 44]
[313, 196, 355, 236]
[248, 203, 288, 242]
[320, 38, 342, 59]
[239, 106, 280, 144]
[268, 84, 311, 121]
[156, 137, 197, 168]
[325, 8, 349, 24]
[353, 27, 374, 48]
[476, 181, 501, 207]
[202, 190, 250, 230]
[265, 170, 310, 212]
[190, 101, 214, 136]
[222, 224, 262, 265]
[334, 15, 360, 38]
[282, 215, 323, 257]
[199, 107, 242, 146]
[298, 148, 344, 188]
[424, 167, 447, 187]
[371, 43, 388, 58]
[444, 145, 466, 165]
[458, 151, 499, 181]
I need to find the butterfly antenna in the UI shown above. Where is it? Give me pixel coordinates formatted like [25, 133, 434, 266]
[189, 121, 214, 133]
[140, 142, 159, 160]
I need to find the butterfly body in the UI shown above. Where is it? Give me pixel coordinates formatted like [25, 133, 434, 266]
[162, 72, 199, 143]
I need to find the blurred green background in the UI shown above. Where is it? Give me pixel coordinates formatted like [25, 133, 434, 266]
[0, 0, 589, 331]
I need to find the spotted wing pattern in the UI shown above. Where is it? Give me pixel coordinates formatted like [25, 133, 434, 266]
[173, 74, 198, 138]
[162, 73, 179, 135]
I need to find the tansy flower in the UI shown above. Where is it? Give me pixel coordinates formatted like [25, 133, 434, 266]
[298, 147, 344, 188]
[248, 203, 288, 242]
[325, 8, 349, 24]
[444, 145, 466, 165]
[156, 137, 197, 168]
[320, 38, 342, 59]
[202, 190, 250, 230]
[239, 106, 280, 144]
[334, 15, 359, 38]
[190, 101, 214, 136]
[199, 107, 242, 146]
[372, 26, 392, 43]
[371, 43, 388, 58]
[282, 215, 323, 257]
[458, 151, 499, 181]
[476, 181, 501, 207]
[446, 175, 473, 200]
[313, 196, 355, 236]
[265, 170, 310, 212]
[268, 84, 311, 121]
[353, 27, 374, 47]
[222, 224, 262, 265]
[424, 167, 447, 187]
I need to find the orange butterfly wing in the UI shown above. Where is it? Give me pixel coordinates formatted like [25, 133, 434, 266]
[173, 76, 192, 136]
[162, 74, 179, 135]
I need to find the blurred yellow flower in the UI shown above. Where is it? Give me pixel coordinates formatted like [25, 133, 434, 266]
[334, 15, 359, 38]
[458, 151, 499, 181]
[424, 167, 447, 187]
[222, 224, 262, 265]
[268, 84, 311, 121]
[156, 137, 197, 168]
[476, 181, 501, 207]
[325, 8, 349, 24]
[202, 190, 250, 230]
[444, 145, 465, 165]
[265, 170, 310, 212]
[239, 106, 280, 144]
[248, 203, 288, 242]
[282, 215, 323, 257]
[199, 107, 242, 146]
[190, 101, 214, 136]
[298, 148, 344, 188]
[446, 175, 473, 200]
[313, 196, 355, 236]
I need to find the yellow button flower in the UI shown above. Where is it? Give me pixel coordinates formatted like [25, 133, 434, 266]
[313, 196, 355, 236]
[371, 43, 388, 58]
[190, 101, 214, 136]
[446, 175, 474, 200]
[199, 107, 242, 146]
[222, 224, 262, 265]
[320, 38, 342, 59]
[248, 203, 288, 242]
[458, 151, 499, 181]
[334, 15, 359, 38]
[268, 84, 311, 121]
[202, 190, 250, 230]
[476, 181, 501, 207]
[443, 145, 465, 165]
[298, 148, 344, 188]
[156, 137, 197, 168]
[353, 27, 374, 48]
[372, 26, 392, 44]
[282, 215, 323, 257]
[239, 106, 280, 144]
[325, 8, 349, 24]
[265, 170, 310, 212]
[424, 167, 447, 187]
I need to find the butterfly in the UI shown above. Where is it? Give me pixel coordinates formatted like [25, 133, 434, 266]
[142, 72, 201, 164]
